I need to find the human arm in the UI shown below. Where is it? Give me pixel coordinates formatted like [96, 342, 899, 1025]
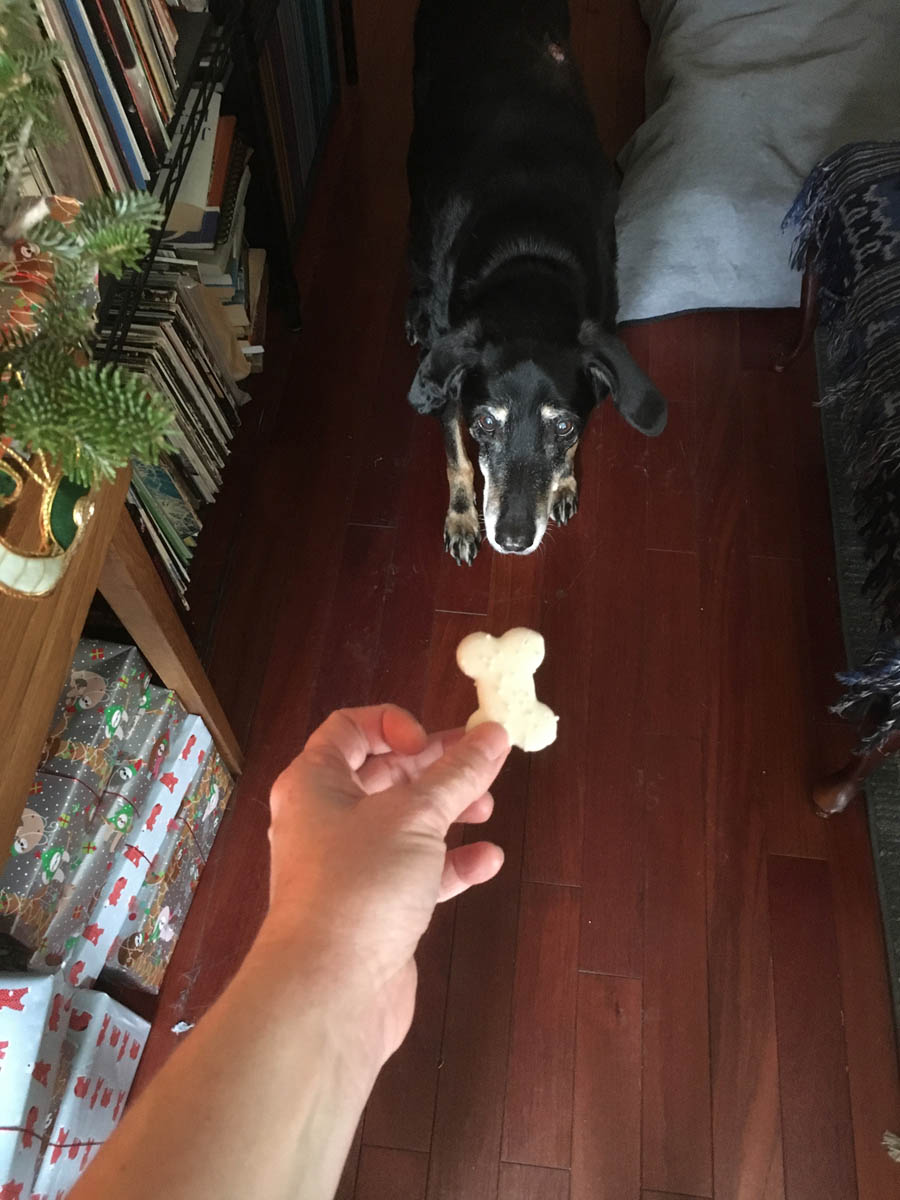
[68, 705, 510, 1200]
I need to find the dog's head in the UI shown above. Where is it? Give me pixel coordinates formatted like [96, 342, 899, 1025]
[409, 319, 667, 554]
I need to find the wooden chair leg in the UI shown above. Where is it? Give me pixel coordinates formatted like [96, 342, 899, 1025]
[774, 262, 820, 373]
[813, 728, 900, 817]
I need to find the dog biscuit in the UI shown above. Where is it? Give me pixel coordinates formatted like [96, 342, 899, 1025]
[456, 628, 558, 752]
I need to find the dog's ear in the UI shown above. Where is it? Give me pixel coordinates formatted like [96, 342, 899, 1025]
[408, 325, 482, 414]
[579, 320, 667, 437]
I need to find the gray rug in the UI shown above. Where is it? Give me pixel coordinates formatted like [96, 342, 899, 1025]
[817, 335, 900, 1032]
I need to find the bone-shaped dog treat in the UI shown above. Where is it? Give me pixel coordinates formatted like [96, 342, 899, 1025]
[456, 628, 559, 752]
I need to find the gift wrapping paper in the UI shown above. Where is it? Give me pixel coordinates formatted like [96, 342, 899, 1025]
[0, 971, 148, 1198]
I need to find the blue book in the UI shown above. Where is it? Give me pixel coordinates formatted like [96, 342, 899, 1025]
[163, 207, 220, 250]
[61, 0, 149, 189]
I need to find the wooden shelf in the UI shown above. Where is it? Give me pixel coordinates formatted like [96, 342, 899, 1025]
[0, 472, 242, 857]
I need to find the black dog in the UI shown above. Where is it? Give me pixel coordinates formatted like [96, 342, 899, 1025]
[406, 0, 667, 563]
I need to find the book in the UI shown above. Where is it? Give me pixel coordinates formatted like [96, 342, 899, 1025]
[140, 0, 178, 96]
[101, 0, 171, 149]
[207, 114, 236, 207]
[222, 302, 249, 337]
[166, 88, 223, 238]
[127, 498, 190, 606]
[148, 0, 178, 62]
[131, 459, 200, 566]
[165, 209, 219, 250]
[122, 0, 175, 121]
[61, 0, 150, 187]
[215, 136, 252, 244]
[34, 84, 104, 198]
[35, 0, 130, 191]
[84, 0, 169, 165]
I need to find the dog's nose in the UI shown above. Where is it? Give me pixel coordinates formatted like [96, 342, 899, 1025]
[499, 531, 532, 553]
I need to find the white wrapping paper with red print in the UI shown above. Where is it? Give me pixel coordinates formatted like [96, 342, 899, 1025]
[0, 974, 70, 1196]
[30, 987, 149, 1198]
[28, 714, 214, 987]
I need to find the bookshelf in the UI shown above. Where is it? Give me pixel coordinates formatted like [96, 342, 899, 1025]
[0, 466, 243, 861]
[75, 0, 342, 604]
[0, 0, 344, 834]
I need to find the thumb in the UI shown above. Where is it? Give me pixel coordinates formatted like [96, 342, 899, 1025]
[404, 722, 510, 833]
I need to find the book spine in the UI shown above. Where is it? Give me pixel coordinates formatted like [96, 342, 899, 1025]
[36, 0, 129, 190]
[61, 0, 149, 187]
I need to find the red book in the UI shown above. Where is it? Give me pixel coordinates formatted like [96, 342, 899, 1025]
[207, 115, 237, 208]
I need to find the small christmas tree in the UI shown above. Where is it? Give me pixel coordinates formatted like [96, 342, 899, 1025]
[0, 0, 173, 491]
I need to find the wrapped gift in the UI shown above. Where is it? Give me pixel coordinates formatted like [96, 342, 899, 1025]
[0, 971, 149, 1198]
[37, 641, 153, 793]
[0, 973, 71, 1194]
[0, 639, 173, 952]
[28, 712, 213, 986]
[179, 743, 232, 862]
[104, 747, 233, 993]
[1, 639, 216, 985]
[30, 987, 149, 1197]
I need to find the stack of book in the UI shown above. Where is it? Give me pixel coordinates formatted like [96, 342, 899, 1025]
[21, 0, 319, 601]
[31, 0, 195, 196]
[23, 0, 276, 601]
[163, 93, 270, 376]
[95, 256, 249, 604]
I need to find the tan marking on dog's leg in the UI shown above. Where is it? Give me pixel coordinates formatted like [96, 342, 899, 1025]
[443, 413, 481, 564]
[551, 442, 579, 525]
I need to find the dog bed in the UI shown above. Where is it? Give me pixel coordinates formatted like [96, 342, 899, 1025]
[614, 0, 900, 322]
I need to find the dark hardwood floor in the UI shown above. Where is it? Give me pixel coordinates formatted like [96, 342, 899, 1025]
[131, 2, 900, 1196]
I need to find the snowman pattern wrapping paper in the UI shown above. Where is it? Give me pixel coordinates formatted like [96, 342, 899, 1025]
[0, 641, 228, 989]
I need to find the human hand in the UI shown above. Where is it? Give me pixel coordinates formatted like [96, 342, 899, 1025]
[259, 704, 510, 1066]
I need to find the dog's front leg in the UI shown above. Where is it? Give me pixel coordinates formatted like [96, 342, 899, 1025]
[442, 409, 481, 565]
[550, 445, 579, 525]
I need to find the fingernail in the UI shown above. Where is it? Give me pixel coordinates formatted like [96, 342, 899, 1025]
[467, 722, 510, 760]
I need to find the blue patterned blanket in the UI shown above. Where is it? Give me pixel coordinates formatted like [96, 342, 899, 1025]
[785, 142, 900, 747]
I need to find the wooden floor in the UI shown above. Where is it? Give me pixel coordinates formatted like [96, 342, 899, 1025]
[131, 2, 900, 1197]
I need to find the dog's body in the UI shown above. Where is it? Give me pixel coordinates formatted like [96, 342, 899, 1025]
[407, 0, 667, 562]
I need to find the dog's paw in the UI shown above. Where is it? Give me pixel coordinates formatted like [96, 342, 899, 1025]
[551, 480, 579, 526]
[405, 297, 429, 347]
[444, 510, 481, 565]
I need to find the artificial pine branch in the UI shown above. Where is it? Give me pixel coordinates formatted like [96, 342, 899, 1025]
[0, 0, 60, 149]
[0, 1, 175, 492]
[4, 363, 173, 486]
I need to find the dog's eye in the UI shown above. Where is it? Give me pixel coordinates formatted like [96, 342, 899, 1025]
[476, 414, 497, 433]
[555, 418, 574, 436]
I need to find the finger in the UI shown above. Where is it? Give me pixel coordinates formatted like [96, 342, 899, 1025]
[438, 841, 504, 902]
[406, 723, 510, 833]
[355, 727, 468, 795]
[455, 792, 494, 824]
[304, 705, 428, 773]
[382, 705, 430, 757]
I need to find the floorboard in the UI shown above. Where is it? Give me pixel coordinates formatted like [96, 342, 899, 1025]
[571, 973, 641, 1200]
[355, 1146, 429, 1200]
[768, 855, 858, 1200]
[640, 733, 712, 1198]
[425, 750, 528, 1200]
[828, 802, 900, 1200]
[499, 1162, 570, 1200]
[502, 883, 581, 1169]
